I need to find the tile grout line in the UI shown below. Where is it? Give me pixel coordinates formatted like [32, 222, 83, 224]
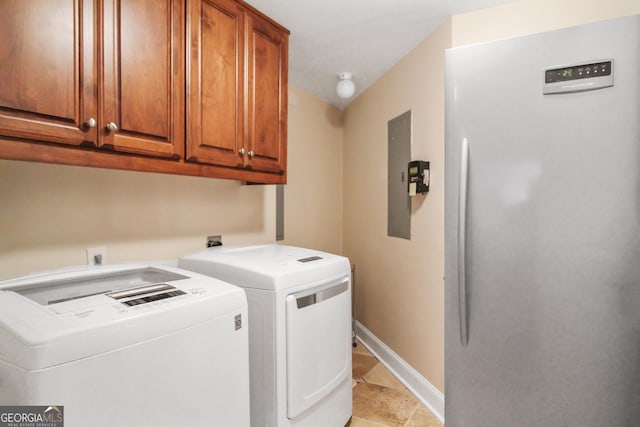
[362, 359, 379, 385]
[356, 364, 426, 427]
[402, 401, 422, 427]
[354, 346, 441, 427]
[354, 335, 444, 425]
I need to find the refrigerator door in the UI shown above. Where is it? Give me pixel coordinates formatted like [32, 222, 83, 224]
[445, 16, 640, 427]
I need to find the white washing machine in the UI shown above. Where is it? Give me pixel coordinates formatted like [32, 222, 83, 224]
[179, 245, 352, 427]
[0, 264, 250, 427]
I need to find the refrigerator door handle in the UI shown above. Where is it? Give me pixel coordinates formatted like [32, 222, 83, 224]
[458, 138, 470, 346]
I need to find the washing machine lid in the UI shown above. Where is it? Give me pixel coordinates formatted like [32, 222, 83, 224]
[12, 266, 187, 307]
[0, 264, 246, 370]
[179, 245, 351, 291]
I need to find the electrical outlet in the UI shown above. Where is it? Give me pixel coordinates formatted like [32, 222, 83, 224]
[87, 246, 106, 265]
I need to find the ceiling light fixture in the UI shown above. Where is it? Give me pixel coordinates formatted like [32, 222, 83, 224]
[336, 72, 355, 99]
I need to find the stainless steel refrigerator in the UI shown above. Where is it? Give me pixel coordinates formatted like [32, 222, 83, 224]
[445, 15, 640, 426]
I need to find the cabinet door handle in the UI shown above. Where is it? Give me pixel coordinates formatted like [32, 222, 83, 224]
[84, 117, 97, 129]
[248, 150, 255, 158]
[238, 147, 246, 155]
[105, 122, 119, 132]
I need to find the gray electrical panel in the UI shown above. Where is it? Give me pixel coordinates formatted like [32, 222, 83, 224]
[387, 110, 411, 240]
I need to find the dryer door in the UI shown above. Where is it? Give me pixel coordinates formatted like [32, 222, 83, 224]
[285, 277, 351, 419]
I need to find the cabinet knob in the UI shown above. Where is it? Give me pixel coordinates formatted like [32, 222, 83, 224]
[248, 150, 255, 158]
[105, 122, 119, 132]
[84, 117, 97, 128]
[239, 147, 246, 155]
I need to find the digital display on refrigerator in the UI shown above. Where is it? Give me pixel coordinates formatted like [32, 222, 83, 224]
[545, 61, 612, 83]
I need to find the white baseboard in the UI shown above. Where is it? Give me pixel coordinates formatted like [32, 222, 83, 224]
[354, 321, 444, 423]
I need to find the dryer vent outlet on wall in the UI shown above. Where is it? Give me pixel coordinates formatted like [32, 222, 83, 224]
[206, 235, 223, 248]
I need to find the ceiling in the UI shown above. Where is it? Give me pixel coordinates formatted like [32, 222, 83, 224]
[245, 0, 513, 109]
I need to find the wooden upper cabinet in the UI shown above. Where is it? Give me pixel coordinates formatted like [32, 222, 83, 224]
[187, 0, 288, 174]
[0, 0, 97, 146]
[246, 11, 288, 174]
[0, 0, 287, 183]
[186, 0, 245, 167]
[0, 0, 183, 158]
[100, 0, 184, 158]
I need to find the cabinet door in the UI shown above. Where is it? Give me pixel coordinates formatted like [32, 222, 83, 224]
[0, 0, 97, 146]
[186, 0, 245, 167]
[246, 12, 288, 174]
[100, 0, 184, 158]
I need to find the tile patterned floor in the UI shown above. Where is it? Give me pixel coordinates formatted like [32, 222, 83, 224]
[352, 342, 444, 427]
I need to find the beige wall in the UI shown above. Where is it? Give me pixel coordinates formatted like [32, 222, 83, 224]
[281, 87, 344, 255]
[0, 161, 276, 279]
[0, 85, 343, 281]
[343, 20, 452, 393]
[452, 0, 640, 47]
[343, 0, 639, 395]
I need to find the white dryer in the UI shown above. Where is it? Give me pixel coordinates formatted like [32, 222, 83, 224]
[179, 245, 352, 427]
[0, 264, 250, 427]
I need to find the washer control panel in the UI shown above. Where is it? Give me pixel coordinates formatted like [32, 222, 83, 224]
[122, 289, 186, 306]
